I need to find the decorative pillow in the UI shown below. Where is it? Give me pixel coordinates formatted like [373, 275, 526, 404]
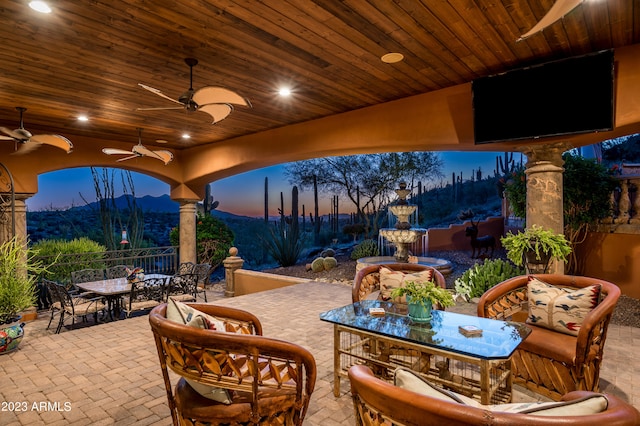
[166, 299, 231, 404]
[379, 267, 433, 302]
[167, 297, 226, 331]
[394, 367, 608, 415]
[526, 277, 601, 336]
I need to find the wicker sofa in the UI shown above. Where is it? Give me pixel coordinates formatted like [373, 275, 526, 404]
[348, 365, 640, 426]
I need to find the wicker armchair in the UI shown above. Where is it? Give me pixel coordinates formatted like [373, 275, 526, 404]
[352, 263, 447, 303]
[348, 365, 640, 426]
[477, 274, 621, 401]
[149, 303, 317, 426]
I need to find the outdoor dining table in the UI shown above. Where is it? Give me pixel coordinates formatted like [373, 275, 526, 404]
[76, 274, 170, 320]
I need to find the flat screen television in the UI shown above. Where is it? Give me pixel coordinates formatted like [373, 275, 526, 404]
[472, 49, 615, 145]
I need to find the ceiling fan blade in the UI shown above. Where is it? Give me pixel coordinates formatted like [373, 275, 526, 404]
[116, 154, 139, 162]
[135, 106, 184, 111]
[0, 135, 14, 140]
[12, 140, 41, 155]
[518, 0, 584, 41]
[102, 148, 135, 155]
[132, 144, 168, 162]
[138, 83, 183, 105]
[30, 134, 73, 153]
[0, 126, 26, 141]
[152, 150, 173, 165]
[198, 103, 233, 124]
[193, 86, 251, 107]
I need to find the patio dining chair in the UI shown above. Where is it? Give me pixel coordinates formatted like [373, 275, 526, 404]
[43, 279, 106, 334]
[120, 277, 166, 318]
[165, 274, 199, 303]
[105, 264, 130, 279]
[177, 261, 196, 275]
[192, 263, 211, 301]
[71, 268, 105, 283]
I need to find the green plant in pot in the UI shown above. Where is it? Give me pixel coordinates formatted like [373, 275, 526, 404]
[390, 280, 455, 322]
[501, 225, 572, 274]
[0, 237, 52, 355]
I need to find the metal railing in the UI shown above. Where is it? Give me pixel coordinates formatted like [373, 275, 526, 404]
[34, 245, 180, 284]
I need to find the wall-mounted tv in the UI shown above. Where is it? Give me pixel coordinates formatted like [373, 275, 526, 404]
[472, 49, 614, 145]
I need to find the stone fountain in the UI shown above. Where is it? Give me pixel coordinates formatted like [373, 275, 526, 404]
[357, 181, 452, 274]
[379, 181, 426, 263]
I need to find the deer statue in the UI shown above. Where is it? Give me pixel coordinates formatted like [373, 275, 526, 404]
[465, 219, 495, 258]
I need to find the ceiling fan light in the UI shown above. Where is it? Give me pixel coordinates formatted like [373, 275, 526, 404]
[29, 1, 52, 13]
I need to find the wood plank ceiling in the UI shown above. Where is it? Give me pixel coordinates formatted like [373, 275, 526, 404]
[0, 0, 638, 152]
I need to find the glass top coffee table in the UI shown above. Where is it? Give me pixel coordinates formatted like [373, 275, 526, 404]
[320, 300, 531, 404]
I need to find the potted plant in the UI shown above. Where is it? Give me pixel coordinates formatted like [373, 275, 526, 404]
[390, 280, 455, 322]
[0, 237, 52, 355]
[501, 225, 572, 274]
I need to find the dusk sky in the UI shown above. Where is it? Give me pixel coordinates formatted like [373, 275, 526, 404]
[26, 151, 512, 217]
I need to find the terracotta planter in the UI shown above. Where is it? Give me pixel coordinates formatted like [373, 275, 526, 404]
[0, 316, 25, 355]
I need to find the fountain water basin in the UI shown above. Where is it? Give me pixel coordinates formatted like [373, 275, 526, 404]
[356, 256, 453, 275]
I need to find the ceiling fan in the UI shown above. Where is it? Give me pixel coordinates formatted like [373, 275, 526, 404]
[0, 107, 73, 154]
[102, 128, 173, 165]
[136, 58, 252, 124]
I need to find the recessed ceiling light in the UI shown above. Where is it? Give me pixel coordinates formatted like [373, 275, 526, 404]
[278, 87, 292, 97]
[77, 115, 89, 122]
[182, 133, 190, 139]
[29, 1, 52, 13]
[381, 52, 404, 64]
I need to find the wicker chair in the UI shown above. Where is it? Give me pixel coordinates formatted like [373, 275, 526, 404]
[149, 303, 317, 426]
[348, 365, 640, 426]
[477, 274, 621, 401]
[352, 263, 447, 304]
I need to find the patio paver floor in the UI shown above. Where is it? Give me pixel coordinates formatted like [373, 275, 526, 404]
[1, 281, 638, 425]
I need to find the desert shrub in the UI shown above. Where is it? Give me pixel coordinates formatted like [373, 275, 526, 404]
[454, 258, 524, 300]
[350, 239, 379, 260]
[31, 237, 107, 284]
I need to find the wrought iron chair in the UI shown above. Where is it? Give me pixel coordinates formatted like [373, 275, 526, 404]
[149, 303, 317, 426]
[120, 277, 166, 318]
[477, 274, 621, 401]
[192, 263, 211, 301]
[177, 261, 196, 275]
[43, 279, 106, 333]
[165, 274, 199, 303]
[105, 264, 130, 279]
[71, 268, 105, 283]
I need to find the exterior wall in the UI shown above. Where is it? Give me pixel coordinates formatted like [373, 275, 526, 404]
[233, 269, 311, 296]
[426, 217, 504, 253]
[578, 232, 640, 299]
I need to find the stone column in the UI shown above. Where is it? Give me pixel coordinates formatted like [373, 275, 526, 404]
[179, 201, 198, 265]
[0, 194, 30, 244]
[521, 142, 571, 274]
[223, 247, 244, 297]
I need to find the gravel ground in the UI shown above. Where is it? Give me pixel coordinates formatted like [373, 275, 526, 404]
[261, 247, 640, 328]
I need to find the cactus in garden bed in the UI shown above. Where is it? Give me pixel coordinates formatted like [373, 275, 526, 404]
[311, 257, 325, 272]
[323, 257, 337, 270]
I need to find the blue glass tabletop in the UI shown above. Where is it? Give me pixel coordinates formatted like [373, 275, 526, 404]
[319, 300, 531, 360]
